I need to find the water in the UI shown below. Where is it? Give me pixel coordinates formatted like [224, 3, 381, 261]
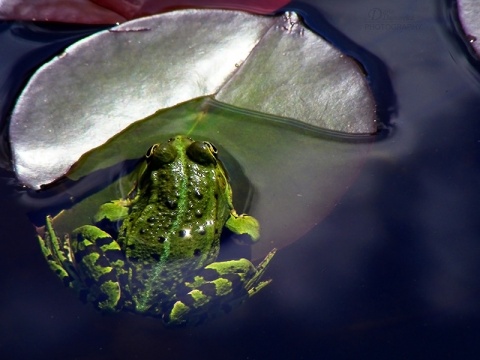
[1, 0, 480, 359]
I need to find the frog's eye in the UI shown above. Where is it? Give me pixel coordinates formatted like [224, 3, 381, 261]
[187, 141, 217, 165]
[146, 143, 177, 165]
[146, 144, 158, 158]
[205, 142, 218, 156]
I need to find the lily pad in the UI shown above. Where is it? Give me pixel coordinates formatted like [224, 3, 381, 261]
[10, 10, 376, 189]
[0, 0, 289, 24]
[44, 97, 372, 259]
[457, 0, 480, 55]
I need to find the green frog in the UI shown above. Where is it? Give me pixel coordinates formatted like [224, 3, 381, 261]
[38, 135, 275, 326]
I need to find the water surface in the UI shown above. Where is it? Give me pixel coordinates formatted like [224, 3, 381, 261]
[0, 1, 479, 359]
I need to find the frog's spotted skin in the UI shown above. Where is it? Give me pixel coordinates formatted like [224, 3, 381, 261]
[38, 135, 275, 326]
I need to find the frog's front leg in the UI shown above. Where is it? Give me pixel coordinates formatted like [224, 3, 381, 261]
[225, 211, 260, 242]
[92, 199, 130, 237]
[38, 216, 126, 312]
[164, 249, 277, 326]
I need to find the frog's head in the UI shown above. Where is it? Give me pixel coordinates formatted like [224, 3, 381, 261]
[145, 135, 219, 169]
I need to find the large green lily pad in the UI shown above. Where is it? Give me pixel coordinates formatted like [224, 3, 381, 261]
[10, 10, 376, 190]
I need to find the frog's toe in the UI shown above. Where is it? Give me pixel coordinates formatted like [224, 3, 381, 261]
[245, 248, 277, 297]
[38, 216, 81, 288]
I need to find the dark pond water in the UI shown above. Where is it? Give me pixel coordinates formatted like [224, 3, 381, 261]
[1, 0, 480, 359]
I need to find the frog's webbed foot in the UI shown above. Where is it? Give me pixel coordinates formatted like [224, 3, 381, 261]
[164, 248, 277, 327]
[225, 210, 260, 243]
[92, 200, 130, 238]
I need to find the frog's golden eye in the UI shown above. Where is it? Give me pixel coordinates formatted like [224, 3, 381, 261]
[187, 141, 217, 165]
[146, 142, 177, 165]
[146, 144, 159, 158]
[205, 142, 218, 156]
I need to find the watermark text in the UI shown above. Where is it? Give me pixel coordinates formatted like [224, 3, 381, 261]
[363, 8, 422, 31]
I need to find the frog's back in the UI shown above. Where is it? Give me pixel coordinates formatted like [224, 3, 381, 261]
[118, 136, 233, 312]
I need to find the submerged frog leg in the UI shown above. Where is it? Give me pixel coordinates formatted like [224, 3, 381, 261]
[164, 248, 277, 327]
[69, 225, 126, 312]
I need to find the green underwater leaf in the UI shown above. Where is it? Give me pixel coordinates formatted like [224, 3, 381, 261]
[47, 97, 372, 258]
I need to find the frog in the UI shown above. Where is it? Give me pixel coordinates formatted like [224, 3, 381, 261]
[38, 135, 276, 326]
